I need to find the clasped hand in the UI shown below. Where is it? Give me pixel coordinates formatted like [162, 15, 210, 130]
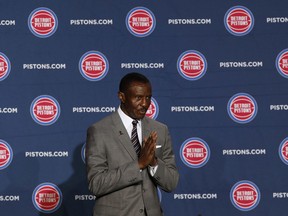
[138, 131, 158, 169]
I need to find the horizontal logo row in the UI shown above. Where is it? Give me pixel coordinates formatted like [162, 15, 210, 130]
[1, 49, 288, 81]
[12, 6, 284, 38]
[1, 180, 287, 212]
[1, 93, 288, 124]
[2, 134, 286, 171]
[179, 137, 288, 168]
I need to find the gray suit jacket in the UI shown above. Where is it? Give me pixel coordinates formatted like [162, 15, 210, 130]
[86, 112, 179, 216]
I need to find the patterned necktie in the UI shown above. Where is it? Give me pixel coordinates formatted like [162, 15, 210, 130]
[131, 120, 141, 157]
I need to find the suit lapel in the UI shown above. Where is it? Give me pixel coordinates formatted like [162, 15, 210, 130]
[141, 117, 151, 143]
[111, 112, 138, 160]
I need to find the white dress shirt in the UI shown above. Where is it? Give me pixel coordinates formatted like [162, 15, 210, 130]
[118, 107, 142, 142]
[118, 107, 158, 176]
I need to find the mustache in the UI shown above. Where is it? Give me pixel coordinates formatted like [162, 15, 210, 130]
[139, 107, 148, 112]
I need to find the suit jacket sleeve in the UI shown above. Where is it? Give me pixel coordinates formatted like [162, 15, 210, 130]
[86, 124, 143, 197]
[151, 124, 179, 192]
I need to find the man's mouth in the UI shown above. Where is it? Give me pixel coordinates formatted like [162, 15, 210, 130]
[139, 109, 147, 114]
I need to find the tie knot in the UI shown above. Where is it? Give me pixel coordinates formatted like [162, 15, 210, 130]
[132, 120, 138, 126]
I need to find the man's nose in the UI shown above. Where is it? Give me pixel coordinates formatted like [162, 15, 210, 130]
[141, 98, 150, 107]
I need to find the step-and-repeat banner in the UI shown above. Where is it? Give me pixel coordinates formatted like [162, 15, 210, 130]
[1, 1, 288, 216]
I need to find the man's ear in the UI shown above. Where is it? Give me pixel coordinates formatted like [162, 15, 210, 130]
[118, 91, 125, 103]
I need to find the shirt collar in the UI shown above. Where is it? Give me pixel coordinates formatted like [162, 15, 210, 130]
[118, 106, 143, 141]
[118, 106, 142, 127]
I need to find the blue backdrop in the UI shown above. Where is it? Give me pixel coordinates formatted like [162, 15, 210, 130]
[1, 1, 288, 215]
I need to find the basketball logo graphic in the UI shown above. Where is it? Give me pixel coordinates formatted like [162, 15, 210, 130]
[0, 140, 13, 170]
[224, 6, 254, 36]
[0, 52, 11, 81]
[30, 95, 61, 126]
[79, 51, 109, 81]
[81, 143, 86, 164]
[32, 183, 62, 213]
[230, 180, 260, 211]
[227, 93, 258, 124]
[28, 7, 58, 38]
[180, 137, 210, 168]
[279, 137, 288, 165]
[126, 7, 156, 37]
[177, 50, 207, 81]
[145, 97, 159, 119]
[276, 48, 288, 78]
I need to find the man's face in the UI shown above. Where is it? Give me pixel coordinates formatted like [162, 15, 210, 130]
[119, 81, 152, 120]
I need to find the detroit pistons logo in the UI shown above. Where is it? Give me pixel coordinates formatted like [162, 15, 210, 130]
[276, 49, 288, 78]
[32, 183, 62, 213]
[30, 95, 61, 126]
[279, 137, 288, 165]
[126, 7, 156, 37]
[180, 137, 210, 168]
[0, 140, 13, 170]
[227, 93, 257, 124]
[224, 6, 254, 36]
[79, 51, 109, 81]
[146, 97, 159, 119]
[28, 7, 58, 38]
[177, 50, 207, 81]
[81, 143, 86, 163]
[230, 180, 260, 211]
[0, 52, 11, 81]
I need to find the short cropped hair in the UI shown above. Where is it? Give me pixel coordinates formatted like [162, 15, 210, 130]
[119, 72, 150, 93]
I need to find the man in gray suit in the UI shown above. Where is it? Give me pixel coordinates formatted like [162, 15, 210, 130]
[86, 72, 179, 216]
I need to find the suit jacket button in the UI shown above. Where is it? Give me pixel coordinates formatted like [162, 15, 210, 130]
[139, 209, 144, 213]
